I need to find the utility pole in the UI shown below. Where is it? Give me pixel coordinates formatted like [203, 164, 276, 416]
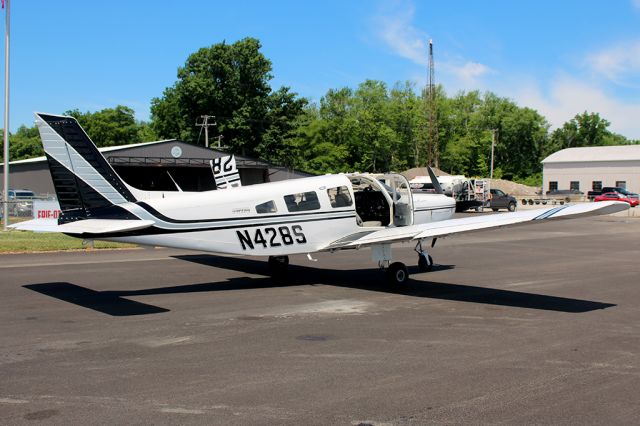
[427, 38, 439, 168]
[195, 115, 216, 148]
[490, 129, 497, 179]
[2, 0, 10, 230]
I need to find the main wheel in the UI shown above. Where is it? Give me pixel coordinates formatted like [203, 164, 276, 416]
[508, 202, 516, 212]
[418, 253, 433, 272]
[268, 255, 289, 281]
[387, 262, 409, 286]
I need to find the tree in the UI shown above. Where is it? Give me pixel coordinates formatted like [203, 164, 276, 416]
[150, 37, 306, 158]
[545, 111, 611, 156]
[65, 105, 145, 147]
[0, 125, 44, 162]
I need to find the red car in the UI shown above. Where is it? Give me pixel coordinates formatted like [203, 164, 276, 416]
[594, 192, 639, 207]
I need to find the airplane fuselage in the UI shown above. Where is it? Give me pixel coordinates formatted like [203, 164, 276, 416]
[105, 173, 456, 255]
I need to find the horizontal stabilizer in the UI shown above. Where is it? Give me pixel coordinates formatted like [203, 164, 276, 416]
[11, 219, 154, 235]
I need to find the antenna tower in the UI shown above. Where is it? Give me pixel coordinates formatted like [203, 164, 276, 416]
[427, 39, 439, 168]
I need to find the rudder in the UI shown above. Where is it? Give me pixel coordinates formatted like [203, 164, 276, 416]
[35, 113, 138, 223]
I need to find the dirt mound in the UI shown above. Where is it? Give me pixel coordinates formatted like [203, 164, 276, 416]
[488, 179, 539, 196]
[401, 167, 449, 180]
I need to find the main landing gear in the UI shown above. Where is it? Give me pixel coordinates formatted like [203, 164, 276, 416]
[268, 255, 289, 281]
[374, 240, 436, 286]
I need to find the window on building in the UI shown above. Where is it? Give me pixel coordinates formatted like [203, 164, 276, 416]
[549, 181, 558, 192]
[616, 181, 626, 189]
[570, 181, 580, 191]
[327, 186, 353, 208]
[284, 191, 320, 212]
[592, 181, 602, 191]
[255, 200, 277, 214]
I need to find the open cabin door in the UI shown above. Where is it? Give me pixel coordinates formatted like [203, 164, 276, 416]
[349, 174, 414, 228]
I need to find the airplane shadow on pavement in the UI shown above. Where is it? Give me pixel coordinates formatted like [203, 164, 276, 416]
[23, 254, 616, 316]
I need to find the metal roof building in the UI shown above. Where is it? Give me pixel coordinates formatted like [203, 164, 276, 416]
[542, 145, 640, 194]
[0, 139, 311, 196]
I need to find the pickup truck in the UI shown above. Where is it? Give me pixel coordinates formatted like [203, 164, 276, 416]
[587, 187, 639, 200]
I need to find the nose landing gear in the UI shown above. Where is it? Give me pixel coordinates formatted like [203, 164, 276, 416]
[415, 239, 434, 272]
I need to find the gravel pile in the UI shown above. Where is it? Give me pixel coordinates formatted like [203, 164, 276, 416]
[487, 179, 539, 196]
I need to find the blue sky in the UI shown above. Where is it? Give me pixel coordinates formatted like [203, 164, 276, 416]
[2, 0, 640, 138]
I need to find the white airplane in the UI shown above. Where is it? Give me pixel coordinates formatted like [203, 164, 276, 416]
[13, 113, 629, 285]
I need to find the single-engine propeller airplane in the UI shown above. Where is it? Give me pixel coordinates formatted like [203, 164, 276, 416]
[12, 113, 629, 285]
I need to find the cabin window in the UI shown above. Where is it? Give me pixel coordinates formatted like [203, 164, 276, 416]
[284, 191, 320, 212]
[255, 200, 277, 214]
[616, 181, 626, 189]
[570, 181, 580, 191]
[327, 186, 353, 208]
[549, 181, 558, 192]
[592, 181, 602, 191]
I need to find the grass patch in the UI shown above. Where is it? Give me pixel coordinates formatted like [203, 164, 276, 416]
[0, 230, 137, 253]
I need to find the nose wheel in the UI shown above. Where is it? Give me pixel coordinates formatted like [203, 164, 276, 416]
[418, 253, 433, 272]
[415, 240, 434, 272]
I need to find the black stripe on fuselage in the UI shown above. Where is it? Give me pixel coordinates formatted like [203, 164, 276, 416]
[77, 212, 358, 238]
[136, 201, 355, 224]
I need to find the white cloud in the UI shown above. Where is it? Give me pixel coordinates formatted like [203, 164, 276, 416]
[586, 40, 640, 85]
[443, 61, 491, 87]
[373, 2, 429, 67]
[373, 0, 490, 87]
[515, 75, 640, 139]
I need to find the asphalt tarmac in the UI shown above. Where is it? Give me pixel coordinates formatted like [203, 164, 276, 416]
[1, 214, 640, 425]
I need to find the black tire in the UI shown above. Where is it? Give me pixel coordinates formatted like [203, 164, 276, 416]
[418, 254, 433, 272]
[268, 255, 289, 281]
[508, 202, 516, 212]
[387, 262, 409, 286]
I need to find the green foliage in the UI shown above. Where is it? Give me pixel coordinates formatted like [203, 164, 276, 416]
[545, 111, 612, 156]
[150, 37, 307, 162]
[6, 37, 640, 184]
[1, 125, 44, 161]
[65, 105, 145, 147]
[513, 172, 542, 187]
[0, 230, 135, 253]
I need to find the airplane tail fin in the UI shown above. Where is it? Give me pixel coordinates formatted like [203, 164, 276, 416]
[210, 154, 242, 189]
[34, 113, 138, 224]
[427, 166, 444, 195]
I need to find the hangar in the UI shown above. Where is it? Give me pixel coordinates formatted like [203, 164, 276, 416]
[0, 139, 311, 196]
[542, 145, 640, 195]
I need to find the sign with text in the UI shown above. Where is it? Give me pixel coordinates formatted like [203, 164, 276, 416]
[33, 199, 61, 220]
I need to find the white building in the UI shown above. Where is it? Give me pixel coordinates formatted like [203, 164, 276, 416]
[542, 145, 640, 195]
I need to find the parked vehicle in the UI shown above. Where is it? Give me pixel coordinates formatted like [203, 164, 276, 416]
[594, 192, 639, 207]
[588, 186, 639, 200]
[487, 189, 517, 212]
[6, 189, 36, 216]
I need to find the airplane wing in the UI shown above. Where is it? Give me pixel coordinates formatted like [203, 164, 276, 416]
[323, 201, 628, 250]
[10, 219, 155, 235]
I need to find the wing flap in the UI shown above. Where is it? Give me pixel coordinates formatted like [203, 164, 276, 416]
[323, 201, 628, 250]
[10, 219, 154, 235]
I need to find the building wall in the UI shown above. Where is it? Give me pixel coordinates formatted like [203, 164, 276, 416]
[543, 160, 640, 193]
[0, 163, 55, 195]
